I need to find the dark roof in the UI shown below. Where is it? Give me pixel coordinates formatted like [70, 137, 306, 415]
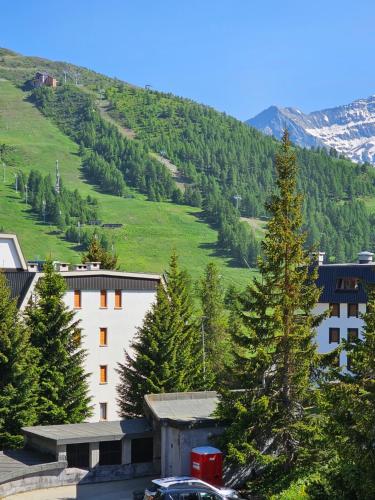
[63, 274, 159, 291]
[22, 418, 151, 445]
[317, 264, 375, 303]
[3, 271, 35, 306]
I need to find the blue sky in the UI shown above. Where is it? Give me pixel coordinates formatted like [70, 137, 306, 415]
[1, 0, 375, 119]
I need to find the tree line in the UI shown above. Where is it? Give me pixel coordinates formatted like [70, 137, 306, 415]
[0, 261, 90, 448]
[31, 85, 175, 201]
[106, 83, 375, 264]
[1, 135, 374, 496]
[116, 133, 375, 498]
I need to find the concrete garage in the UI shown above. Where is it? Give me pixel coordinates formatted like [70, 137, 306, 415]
[22, 419, 155, 471]
[144, 391, 225, 477]
[0, 392, 225, 497]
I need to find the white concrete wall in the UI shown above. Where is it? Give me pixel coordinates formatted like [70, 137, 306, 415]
[314, 302, 365, 366]
[0, 238, 23, 269]
[160, 425, 225, 477]
[64, 289, 156, 422]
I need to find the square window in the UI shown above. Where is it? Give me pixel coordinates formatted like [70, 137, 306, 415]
[348, 303, 358, 318]
[99, 402, 107, 421]
[99, 328, 107, 346]
[100, 365, 107, 384]
[348, 328, 358, 342]
[330, 303, 340, 317]
[329, 328, 340, 343]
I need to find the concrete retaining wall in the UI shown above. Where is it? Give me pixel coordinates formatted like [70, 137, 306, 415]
[0, 461, 155, 497]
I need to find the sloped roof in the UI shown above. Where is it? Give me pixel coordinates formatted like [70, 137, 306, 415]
[316, 264, 375, 303]
[3, 271, 36, 307]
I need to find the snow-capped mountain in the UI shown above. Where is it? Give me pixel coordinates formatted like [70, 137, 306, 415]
[247, 95, 375, 165]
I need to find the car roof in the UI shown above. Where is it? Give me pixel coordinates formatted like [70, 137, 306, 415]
[153, 477, 205, 488]
[163, 486, 221, 495]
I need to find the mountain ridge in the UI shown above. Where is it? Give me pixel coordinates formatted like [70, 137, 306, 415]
[247, 94, 375, 165]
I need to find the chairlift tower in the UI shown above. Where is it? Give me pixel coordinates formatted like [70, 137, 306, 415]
[42, 199, 46, 224]
[14, 173, 18, 192]
[55, 160, 61, 194]
[25, 184, 28, 204]
[233, 194, 242, 210]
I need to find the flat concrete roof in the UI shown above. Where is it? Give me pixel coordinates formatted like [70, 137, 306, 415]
[22, 418, 151, 445]
[144, 391, 219, 426]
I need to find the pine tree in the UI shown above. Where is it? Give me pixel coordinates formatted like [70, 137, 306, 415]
[116, 252, 210, 418]
[321, 287, 375, 498]
[26, 261, 92, 424]
[198, 262, 229, 384]
[0, 272, 39, 448]
[82, 234, 118, 270]
[217, 130, 322, 493]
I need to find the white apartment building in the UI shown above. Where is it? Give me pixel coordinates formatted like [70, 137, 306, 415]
[1, 234, 160, 422]
[314, 251, 375, 368]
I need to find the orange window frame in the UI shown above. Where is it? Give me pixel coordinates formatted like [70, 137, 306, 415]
[115, 290, 122, 309]
[100, 365, 107, 384]
[74, 290, 81, 308]
[100, 290, 107, 308]
[99, 328, 108, 346]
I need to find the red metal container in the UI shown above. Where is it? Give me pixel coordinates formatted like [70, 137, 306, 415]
[191, 446, 223, 486]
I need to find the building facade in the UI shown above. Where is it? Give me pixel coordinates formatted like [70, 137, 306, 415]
[1, 234, 160, 422]
[314, 251, 375, 367]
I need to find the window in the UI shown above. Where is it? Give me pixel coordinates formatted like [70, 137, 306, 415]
[348, 303, 358, 318]
[74, 289, 81, 308]
[115, 289, 122, 309]
[100, 365, 108, 384]
[330, 303, 340, 317]
[100, 290, 107, 308]
[99, 402, 107, 421]
[99, 327, 108, 346]
[329, 328, 340, 343]
[336, 277, 359, 291]
[348, 328, 359, 342]
[199, 493, 222, 500]
[179, 493, 200, 500]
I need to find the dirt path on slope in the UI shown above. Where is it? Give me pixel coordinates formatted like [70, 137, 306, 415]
[97, 99, 189, 191]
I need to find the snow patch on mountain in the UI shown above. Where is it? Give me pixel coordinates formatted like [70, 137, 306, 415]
[247, 95, 375, 165]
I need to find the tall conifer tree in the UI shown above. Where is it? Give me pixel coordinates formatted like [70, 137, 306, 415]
[217, 131, 322, 493]
[26, 261, 92, 424]
[0, 273, 39, 448]
[117, 252, 210, 418]
[198, 262, 229, 384]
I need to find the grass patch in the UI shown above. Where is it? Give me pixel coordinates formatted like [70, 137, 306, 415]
[0, 80, 254, 287]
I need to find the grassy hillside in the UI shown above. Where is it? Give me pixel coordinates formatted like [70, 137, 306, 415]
[0, 79, 252, 286]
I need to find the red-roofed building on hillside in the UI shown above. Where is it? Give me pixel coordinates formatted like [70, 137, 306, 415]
[33, 71, 57, 88]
